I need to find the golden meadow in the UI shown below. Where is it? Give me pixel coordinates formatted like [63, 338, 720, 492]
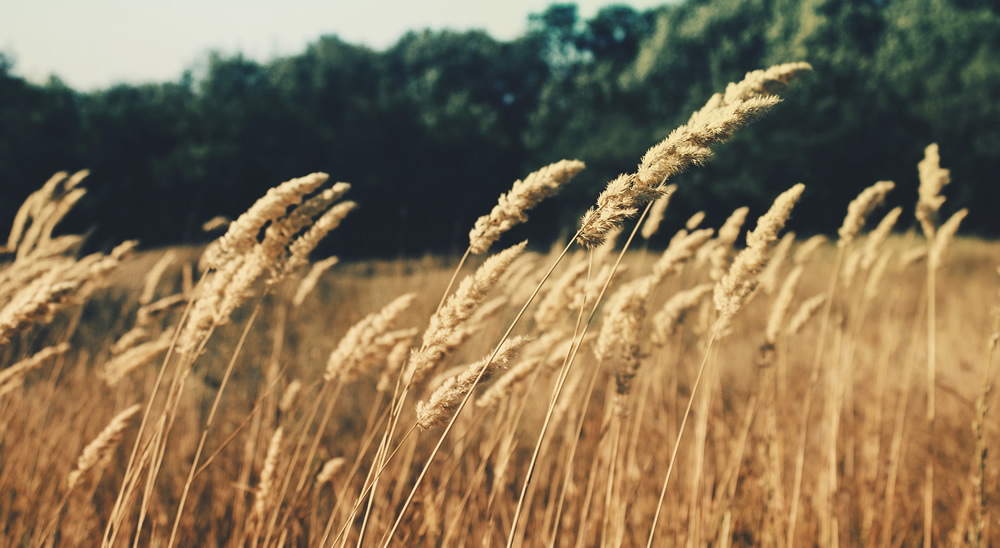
[0, 62, 996, 546]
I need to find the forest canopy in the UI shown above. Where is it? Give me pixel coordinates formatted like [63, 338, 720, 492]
[1, 0, 997, 257]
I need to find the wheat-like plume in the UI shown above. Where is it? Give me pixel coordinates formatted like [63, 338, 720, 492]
[283, 200, 356, 275]
[838, 181, 895, 246]
[930, 208, 968, 268]
[533, 260, 590, 327]
[279, 380, 302, 414]
[6, 172, 67, 252]
[67, 404, 142, 490]
[292, 256, 339, 307]
[475, 357, 542, 410]
[595, 278, 654, 414]
[469, 159, 585, 254]
[636, 96, 784, 189]
[652, 228, 714, 282]
[36, 187, 87, 248]
[900, 246, 928, 268]
[14, 171, 89, 259]
[685, 211, 706, 230]
[140, 250, 177, 306]
[316, 458, 346, 486]
[710, 207, 750, 281]
[916, 143, 950, 238]
[201, 216, 230, 233]
[135, 293, 187, 328]
[577, 174, 660, 248]
[249, 427, 284, 526]
[0, 278, 80, 344]
[263, 184, 351, 266]
[325, 293, 417, 382]
[202, 173, 329, 270]
[0, 343, 69, 398]
[651, 284, 713, 345]
[406, 241, 526, 384]
[640, 185, 677, 240]
[377, 333, 418, 393]
[864, 253, 893, 302]
[766, 265, 804, 344]
[715, 184, 805, 318]
[759, 231, 796, 294]
[687, 62, 813, 128]
[110, 327, 148, 356]
[577, 63, 810, 248]
[24, 234, 87, 261]
[181, 177, 352, 353]
[103, 331, 173, 386]
[416, 336, 528, 429]
[787, 293, 826, 336]
[861, 207, 903, 270]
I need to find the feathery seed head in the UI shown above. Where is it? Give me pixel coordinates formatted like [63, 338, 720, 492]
[685, 211, 706, 230]
[930, 208, 968, 268]
[916, 143, 951, 238]
[67, 404, 142, 490]
[838, 181, 895, 247]
[416, 336, 529, 429]
[714, 184, 804, 317]
[203, 172, 329, 270]
[469, 159, 584, 254]
[710, 207, 750, 281]
[759, 231, 796, 294]
[407, 241, 527, 384]
[787, 294, 826, 336]
[640, 185, 676, 240]
[652, 228, 714, 282]
[766, 265, 803, 344]
[651, 284, 713, 345]
[861, 207, 903, 270]
[325, 293, 418, 382]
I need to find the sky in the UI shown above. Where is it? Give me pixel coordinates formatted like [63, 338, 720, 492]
[1, 0, 668, 91]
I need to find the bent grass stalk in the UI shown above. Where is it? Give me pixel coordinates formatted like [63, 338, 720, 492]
[380, 233, 582, 547]
[103, 274, 208, 548]
[507, 201, 654, 548]
[168, 298, 265, 547]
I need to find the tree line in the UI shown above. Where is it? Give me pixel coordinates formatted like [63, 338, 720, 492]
[1, 0, 997, 257]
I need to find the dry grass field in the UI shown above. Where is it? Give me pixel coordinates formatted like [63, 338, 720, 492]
[1, 62, 997, 547]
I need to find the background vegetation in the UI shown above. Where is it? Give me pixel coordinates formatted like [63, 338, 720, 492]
[2, 0, 998, 257]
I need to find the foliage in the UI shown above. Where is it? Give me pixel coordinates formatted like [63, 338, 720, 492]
[1, 0, 997, 255]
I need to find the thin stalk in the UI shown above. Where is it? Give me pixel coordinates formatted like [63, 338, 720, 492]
[328, 423, 418, 547]
[647, 319, 722, 547]
[549, 290, 605, 545]
[436, 246, 472, 314]
[601, 418, 622, 546]
[352, 243, 470, 543]
[168, 300, 263, 547]
[266, 381, 344, 546]
[316, 398, 392, 546]
[786, 245, 846, 546]
[103, 274, 206, 547]
[924, 259, 936, 548]
[382, 235, 581, 547]
[506, 204, 652, 548]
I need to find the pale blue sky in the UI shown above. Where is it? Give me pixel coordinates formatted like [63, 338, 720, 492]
[1, 0, 668, 90]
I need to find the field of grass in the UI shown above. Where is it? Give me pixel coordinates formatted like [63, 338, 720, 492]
[1, 62, 997, 547]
